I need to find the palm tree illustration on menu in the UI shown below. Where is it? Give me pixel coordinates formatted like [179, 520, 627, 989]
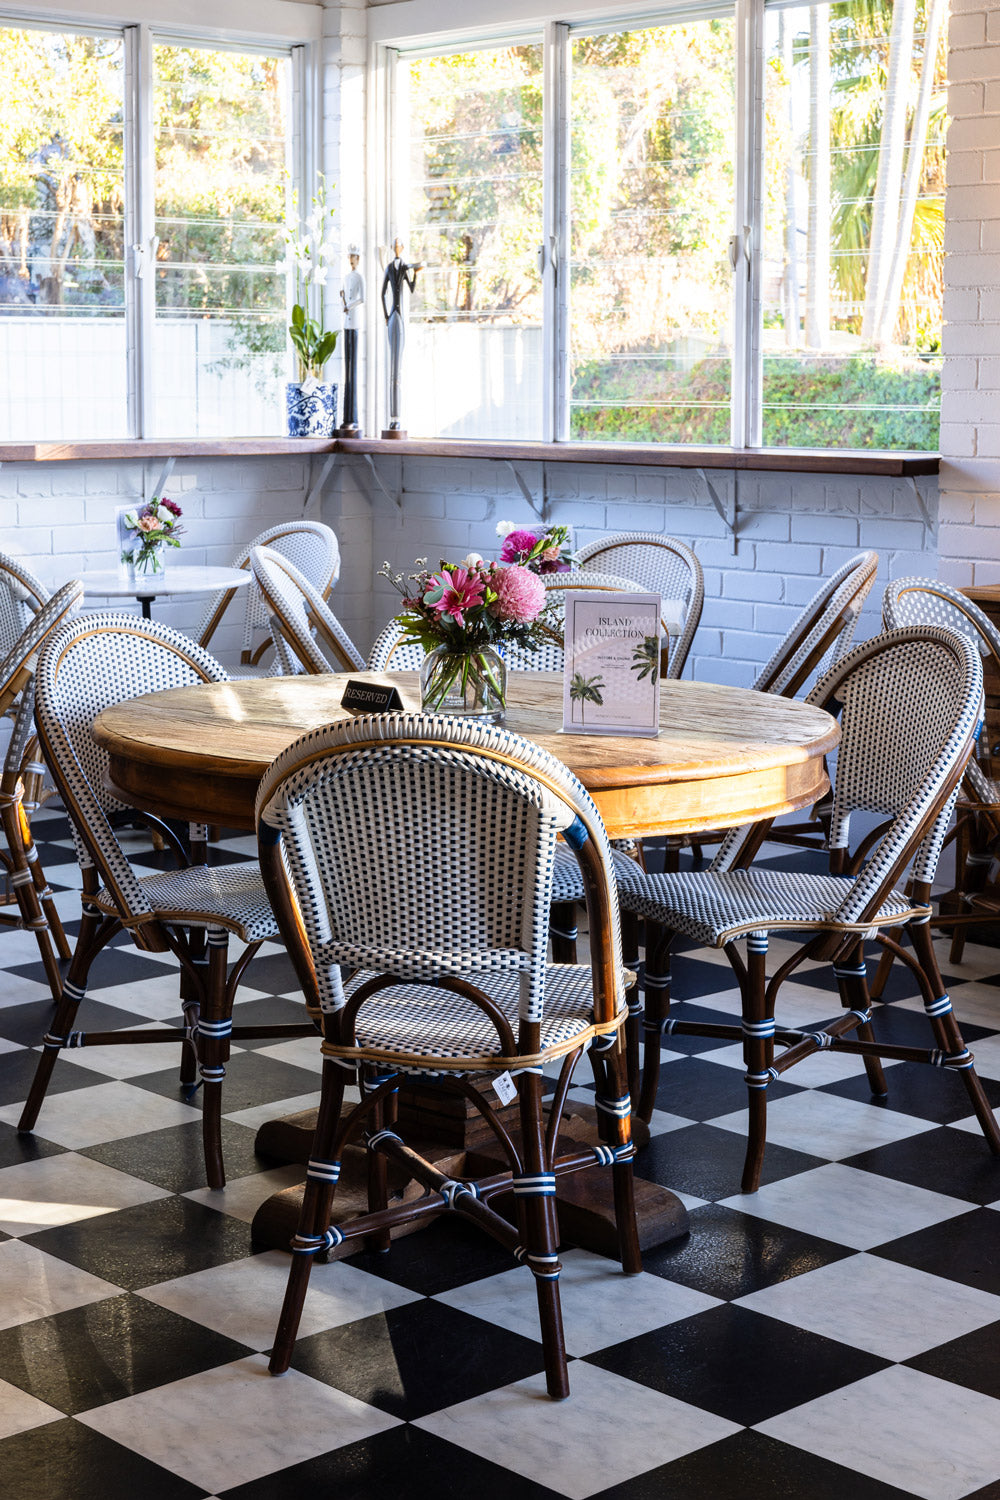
[570, 672, 605, 726]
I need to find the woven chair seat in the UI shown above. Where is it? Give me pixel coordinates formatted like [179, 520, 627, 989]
[551, 841, 639, 903]
[326, 962, 624, 1073]
[616, 865, 926, 947]
[92, 862, 279, 943]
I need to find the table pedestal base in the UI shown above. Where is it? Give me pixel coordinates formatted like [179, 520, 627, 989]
[251, 1099, 689, 1259]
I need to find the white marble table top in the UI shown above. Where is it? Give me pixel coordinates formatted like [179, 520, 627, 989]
[78, 565, 252, 599]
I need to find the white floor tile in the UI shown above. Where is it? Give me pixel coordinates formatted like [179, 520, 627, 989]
[415, 1359, 739, 1500]
[756, 1364, 1000, 1500]
[251, 1036, 323, 1072]
[183, 1165, 305, 1222]
[0, 1378, 63, 1439]
[708, 1089, 936, 1161]
[0, 1080, 200, 1148]
[737, 1251, 1000, 1360]
[78, 1354, 400, 1493]
[896, 981, 1000, 1032]
[0, 1240, 122, 1331]
[53, 1022, 225, 1079]
[720, 1163, 971, 1249]
[0, 1151, 169, 1235]
[953, 1032, 1000, 1080]
[137, 1248, 422, 1350]
[947, 1108, 1000, 1137]
[0, 956, 60, 995]
[223, 1092, 325, 1130]
[434, 1247, 720, 1356]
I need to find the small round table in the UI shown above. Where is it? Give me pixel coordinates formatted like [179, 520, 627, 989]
[79, 564, 252, 620]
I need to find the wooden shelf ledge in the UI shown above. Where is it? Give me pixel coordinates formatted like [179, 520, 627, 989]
[0, 435, 938, 477]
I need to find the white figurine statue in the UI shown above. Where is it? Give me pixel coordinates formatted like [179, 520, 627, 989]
[338, 243, 365, 435]
[380, 235, 421, 438]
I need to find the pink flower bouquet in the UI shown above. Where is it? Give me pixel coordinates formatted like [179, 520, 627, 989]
[120, 497, 184, 575]
[496, 520, 573, 573]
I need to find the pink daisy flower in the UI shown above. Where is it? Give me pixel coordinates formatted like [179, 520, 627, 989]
[423, 566, 485, 626]
[500, 529, 541, 564]
[490, 563, 545, 624]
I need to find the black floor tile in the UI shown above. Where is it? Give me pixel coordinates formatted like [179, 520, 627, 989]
[225, 994, 317, 1048]
[0, 997, 148, 1048]
[639, 1202, 854, 1300]
[843, 1124, 1000, 1205]
[874, 1207, 1000, 1295]
[25, 1195, 256, 1289]
[590, 1428, 917, 1500]
[821, 1061, 1000, 1123]
[80, 1117, 264, 1193]
[0, 1047, 106, 1108]
[906, 1318, 1000, 1400]
[0, 1119, 66, 1168]
[4, 949, 177, 993]
[218, 1424, 565, 1500]
[0, 1293, 252, 1413]
[344, 1215, 522, 1296]
[650, 1054, 802, 1122]
[586, 1302, 888, 1425]
[651, 956, 741, 1004]
[131, 1050, 320, 1114]
[633, 1122, 823, 1200]
[0, 1419, 205, 1500]
[231, 950, 299, 994]
[290, 1299, 545, 1419]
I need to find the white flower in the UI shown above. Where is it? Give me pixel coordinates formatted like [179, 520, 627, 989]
[274, 255, 294, 275]
[320, 240, 337, 263]
[461, 552, 484, 568]
[306, 209, 323, 237]
[496, 520, 516, 538]
[310, 264, 329, 286]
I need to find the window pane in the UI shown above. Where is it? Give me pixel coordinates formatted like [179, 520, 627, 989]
[403, 45, 544, 440]
[569, 19, 736, 445]
[152, 44, 291, 436]
[761, 0, 944, 450]
[0, 26, 126, 440]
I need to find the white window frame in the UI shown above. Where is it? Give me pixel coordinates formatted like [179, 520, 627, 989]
[374, 0, 939, 453]
[0, 8, 312, 439]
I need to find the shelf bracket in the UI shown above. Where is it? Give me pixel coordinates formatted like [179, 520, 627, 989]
[910, 476, 937, 536]
[505, 460, 548, 523]
[693, 467, 737, 553]
[145, 456, 175, 505]
[364, 452, 403, 512]
[304, 453, 337, 514]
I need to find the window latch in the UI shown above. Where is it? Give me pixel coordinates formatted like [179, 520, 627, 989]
[728, 230, 751, 273]
[132, 236, 159, 279]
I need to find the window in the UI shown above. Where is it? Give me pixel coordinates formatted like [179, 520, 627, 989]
[388, 0, 945, 452]
[0, 21, 295, 440]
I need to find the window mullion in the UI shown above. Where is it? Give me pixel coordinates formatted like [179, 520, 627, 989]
[732, 0, 764, 449]
[124, 23, 154, 438]
[544, 21, 569, 443]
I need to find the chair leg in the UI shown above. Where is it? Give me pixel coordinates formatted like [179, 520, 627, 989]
[951, 812, 992, 967]
[18, 903, 111, 1132]
[598, 1037, 642, 1276]
[0, 791, 65, 999]
[270, 1059, 348, 1374]
[620, 911, 642, 1103]
[637, 923, 670, 1123]
[834, 945, 888, 1097]
[741, 935, 772, 1194]
[365, 1071, 395, 1253]
[909, 916, 1000, 1154]
[550, 901, 578, 964]
[517, 1069, 569, 1400]
[868, 927, 902, 1002]
[198, 927, 233, 1191]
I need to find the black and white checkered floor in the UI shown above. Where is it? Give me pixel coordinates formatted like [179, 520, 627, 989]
[2, 807, 1000, 1499]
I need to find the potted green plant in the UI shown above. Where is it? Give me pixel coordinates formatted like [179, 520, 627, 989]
[277, 177, 339, 436]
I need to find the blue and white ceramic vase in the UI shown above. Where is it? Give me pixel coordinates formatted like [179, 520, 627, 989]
[286, 381, 338, 437]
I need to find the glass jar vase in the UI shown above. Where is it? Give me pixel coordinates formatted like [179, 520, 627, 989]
[419, 644, 507, 725]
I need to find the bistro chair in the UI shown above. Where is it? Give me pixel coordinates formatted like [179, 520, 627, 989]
[250, 546, 364, 674]
[256, 713, 641, 1398]
[0, 580, 83, 997]
[196, 520, 341, 669]
[0, 552, 54, 816]
[16, 612, 317, 1189]
[880, 576, 1000, 969]
[615, 625, 1000, 1191]
[367, 620, 425, 672]
[576, 531, 703, 677]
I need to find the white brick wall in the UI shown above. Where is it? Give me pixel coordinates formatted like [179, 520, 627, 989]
[938, 0, 1000, 586]
[344, 456, 938, 686]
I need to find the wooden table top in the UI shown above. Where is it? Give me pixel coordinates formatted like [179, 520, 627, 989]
[93, 671, 839, 840]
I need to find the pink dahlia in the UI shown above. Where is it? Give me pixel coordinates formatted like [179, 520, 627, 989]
[500, 529, 540, 564]
[490, 563, 545, 624]
[423, 566, 485, 626]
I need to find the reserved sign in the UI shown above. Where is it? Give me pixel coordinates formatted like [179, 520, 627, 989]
[562, 591, 662, 737]
[340, 679, 404, 714]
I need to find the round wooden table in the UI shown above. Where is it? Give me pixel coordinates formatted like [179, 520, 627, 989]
[93, 670, 839, 839]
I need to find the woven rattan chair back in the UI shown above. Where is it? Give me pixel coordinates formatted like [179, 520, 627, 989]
[34, 611, 230, 929]
[0, 551, 49, 661]
[367, 620, 426, 672]
[255, 713, 640, 1396]
[576, 531, 703, 677]
[516, 571, 653, 672]
[0, 580, 84, 996]
[755, 551, 878, 696]
[196, 520, 341, 666]
[250, 546, 364, 675]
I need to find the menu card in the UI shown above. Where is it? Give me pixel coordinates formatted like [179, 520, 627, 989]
[562, 591, 662, 737]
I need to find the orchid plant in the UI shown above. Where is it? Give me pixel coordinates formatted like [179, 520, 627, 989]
[275, 176, 338, 383]
[496, 521, 574, 573]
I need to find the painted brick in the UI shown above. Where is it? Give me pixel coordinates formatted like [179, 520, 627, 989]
[720, 568, 783, 602]
[973, 424, 1000, 457]
[753, 603, 800, 636]
[939, 493, 976, 525]
[950, 12, 988, 48]
[945, 219, 985, 254]
[937, 422, 978, 457]
[749, 541, 822, 574]
[949, 45, 1000, 85]
[699, 598, 755, 632]
[975, 493, 1000, 524]
[941, 356, 981, 390]
[947, 152, 986, 188]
